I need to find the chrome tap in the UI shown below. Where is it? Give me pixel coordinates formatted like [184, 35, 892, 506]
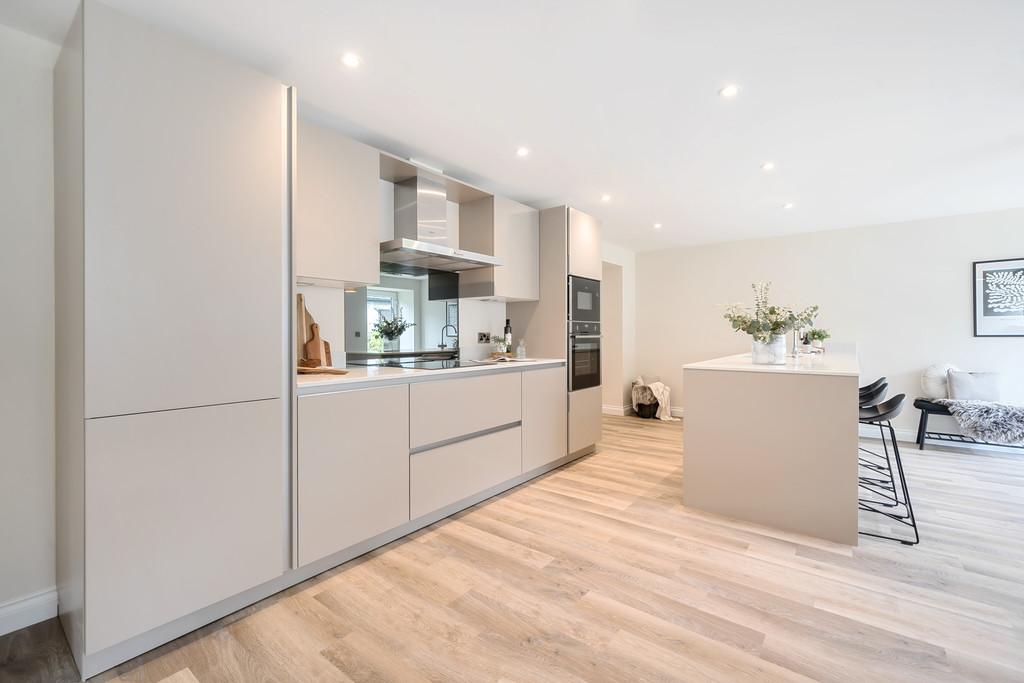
[439, 324, 459, 349]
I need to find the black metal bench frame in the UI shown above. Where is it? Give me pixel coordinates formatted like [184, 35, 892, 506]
[914, 398, 1024, 450]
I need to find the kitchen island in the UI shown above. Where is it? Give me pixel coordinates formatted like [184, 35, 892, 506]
[682, 349, 860, 544]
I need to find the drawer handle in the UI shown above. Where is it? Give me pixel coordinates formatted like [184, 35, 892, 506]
[410, 421, 521, 455]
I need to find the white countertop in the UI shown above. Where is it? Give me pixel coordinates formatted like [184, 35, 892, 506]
[683, 350, 859, 377]
[297, 358, 566, 395]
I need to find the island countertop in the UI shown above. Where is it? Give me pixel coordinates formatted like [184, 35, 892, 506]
[683, 349, 859, 377]
[297, 358, 566, 396]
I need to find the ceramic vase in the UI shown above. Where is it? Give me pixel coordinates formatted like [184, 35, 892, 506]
[752, 335, 787, 364]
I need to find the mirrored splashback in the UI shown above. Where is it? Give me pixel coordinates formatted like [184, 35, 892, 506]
[344, 270, 459, 355]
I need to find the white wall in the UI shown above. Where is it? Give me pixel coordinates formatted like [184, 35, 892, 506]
[458, 299, 508, 360]
[601, 262, 626, 411]
[635, 208, 1024, 432]
[0, 24, 60, 631]
[297, 284, 345, 366]
[602, 242, 637, 410]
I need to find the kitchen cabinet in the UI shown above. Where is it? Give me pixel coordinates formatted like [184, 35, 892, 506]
[81, 0, 287, 418]
[84, 400, 285, 654]
[297, 386, 410, 566]
[522, 366, 568, 471]
[458, 196, 540, 301]
[409, 372, 522, 449]
[569, 386, 603, 455]
[296, 120, 380, 287]
[411, 426, 523, 519]
[568, 207, 602, 281]
[54, 2, 290, 676]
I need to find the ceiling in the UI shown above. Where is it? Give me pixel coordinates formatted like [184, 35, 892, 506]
[5, 0, 1024, 251]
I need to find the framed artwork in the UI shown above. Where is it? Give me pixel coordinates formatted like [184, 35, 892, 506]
[973, 257, 1024, 337]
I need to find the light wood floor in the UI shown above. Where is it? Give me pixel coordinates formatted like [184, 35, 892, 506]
[6, 415, 1024, 682]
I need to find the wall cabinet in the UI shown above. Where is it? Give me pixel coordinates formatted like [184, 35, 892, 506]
[568, 207, 602, 281]
[296, 120, 380, 287]
[458, 196, 539, 301]
[297, 386, 410, 566]
[523, 366, 568, 471]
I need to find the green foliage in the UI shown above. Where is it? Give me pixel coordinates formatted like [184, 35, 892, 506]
[723, 282, 819, 344]
[372, 313, 414, 341]
[806, 328, 831, 342]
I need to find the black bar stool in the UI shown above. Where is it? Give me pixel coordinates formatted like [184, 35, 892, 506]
[859, 376, 887, 398]
[858, 394, 919, 545]
[857, 381, 891, 490]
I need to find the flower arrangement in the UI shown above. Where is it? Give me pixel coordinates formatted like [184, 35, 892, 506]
[372, 313, 414, 341]
[723, 282, 818, 343]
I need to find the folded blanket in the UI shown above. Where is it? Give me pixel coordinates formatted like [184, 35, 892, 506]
[631, 376, 679, 421]
[935, 399, 1024, 445]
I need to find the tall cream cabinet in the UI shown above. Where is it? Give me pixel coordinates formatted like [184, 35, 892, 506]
[54, 1, 292, 676]
[296, 119, 381, 287]
[458, 195, 540, 300]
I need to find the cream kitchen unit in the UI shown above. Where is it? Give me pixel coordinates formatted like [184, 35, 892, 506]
[458, 195, 541, 301]
[295, 119, 381, 288]
[55, 1, 293, 677]
[296, 362, 570, 568]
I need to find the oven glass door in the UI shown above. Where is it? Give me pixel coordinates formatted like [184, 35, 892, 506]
[570, 335, 601, 391]
[570, 276, 600, 322]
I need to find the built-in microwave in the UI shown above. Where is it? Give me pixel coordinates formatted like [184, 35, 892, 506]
[569, 275, 600, 323]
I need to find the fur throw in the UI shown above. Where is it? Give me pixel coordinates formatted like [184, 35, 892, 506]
[935, 399, 1024, 446]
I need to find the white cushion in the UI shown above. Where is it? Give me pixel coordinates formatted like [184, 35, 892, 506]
[921, 363, 958, 399]
[947, 370, 1002, 401]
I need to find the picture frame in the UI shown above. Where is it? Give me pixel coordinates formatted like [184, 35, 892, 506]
[973, 257, 1024, 337]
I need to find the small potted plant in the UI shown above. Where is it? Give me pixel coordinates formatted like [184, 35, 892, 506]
[806, 328, 830, 351]
[372, 313, 414, 352]
[724, 282, 818, 364]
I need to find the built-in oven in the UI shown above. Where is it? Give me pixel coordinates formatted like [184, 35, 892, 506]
[569, 321, 601, 391]
[569, 275, 600, 323]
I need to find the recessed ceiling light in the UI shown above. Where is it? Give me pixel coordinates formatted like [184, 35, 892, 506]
[653, 223, 662, 229]
[761, 161, 776, 171]
[601, 194, 612, 202]
[783, 202, 795, 210]
[718, 84, 740, 98]
[341, 52, 362, 69]
[516, 146, 530, 158]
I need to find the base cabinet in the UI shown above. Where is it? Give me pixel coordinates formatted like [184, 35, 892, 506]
[569, 386, 603, 455]
[297, 386, 410, 566]
[411, 426, 522, 519]
[84, 400, 285, 654]
[523, 367, 567, 471]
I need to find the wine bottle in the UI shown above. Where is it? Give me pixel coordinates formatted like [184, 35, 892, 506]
[504, 319, 513, 351]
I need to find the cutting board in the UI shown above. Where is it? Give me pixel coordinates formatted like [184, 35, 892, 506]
[305, 323, 327, 366]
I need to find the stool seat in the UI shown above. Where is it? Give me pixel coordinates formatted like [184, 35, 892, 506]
[860, 394, 906, 423]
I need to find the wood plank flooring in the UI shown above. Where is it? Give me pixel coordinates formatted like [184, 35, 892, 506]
[4, 415, 1023, 682]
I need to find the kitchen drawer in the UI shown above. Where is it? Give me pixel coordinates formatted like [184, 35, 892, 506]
[409, 372, 521, 449]
[410, 426, 522, 519]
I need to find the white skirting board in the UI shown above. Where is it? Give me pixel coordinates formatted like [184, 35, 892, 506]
[0, 587, 58, 637]
[601, 404, 631, 416]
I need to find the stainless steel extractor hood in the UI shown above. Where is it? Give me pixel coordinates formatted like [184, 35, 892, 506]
[380, 171, 502, 274]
